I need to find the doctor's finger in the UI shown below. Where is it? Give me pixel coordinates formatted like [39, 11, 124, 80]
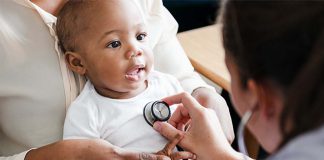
[153, 121, 184, 142]
[168, 104, 190, 128]
[162, 92, 203, 117]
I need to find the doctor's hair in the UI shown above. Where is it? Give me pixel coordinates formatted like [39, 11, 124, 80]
[281, 34, 324, 147]
[56, 0, 96, 53]
[221, 0, 324, 148]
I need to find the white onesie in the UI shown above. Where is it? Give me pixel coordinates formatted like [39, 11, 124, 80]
[63, 71, 183, 152]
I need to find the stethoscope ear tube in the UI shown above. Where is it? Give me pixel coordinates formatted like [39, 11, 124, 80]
[238, 110, 253, 160]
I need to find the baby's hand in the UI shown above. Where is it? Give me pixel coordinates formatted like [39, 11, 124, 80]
[156, 133, 196, 160]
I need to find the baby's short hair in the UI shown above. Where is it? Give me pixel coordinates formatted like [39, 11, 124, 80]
[56, 0, 95, 53]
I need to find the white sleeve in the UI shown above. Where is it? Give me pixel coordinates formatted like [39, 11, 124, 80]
[63, 101, 100, 139]
[140, 0, 214, 94]
[0, 150, 31, 160]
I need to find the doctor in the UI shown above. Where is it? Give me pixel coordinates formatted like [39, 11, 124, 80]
[154, 0, 324, 159]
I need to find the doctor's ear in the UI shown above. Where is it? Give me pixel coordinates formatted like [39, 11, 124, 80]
[247, 79, 279, 119]
[65, 51, 86, 75]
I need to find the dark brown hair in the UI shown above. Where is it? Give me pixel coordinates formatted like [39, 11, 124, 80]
[56, 0, 95, 53]
[280, 29, 324, 146]
[221, 0, 324, 147]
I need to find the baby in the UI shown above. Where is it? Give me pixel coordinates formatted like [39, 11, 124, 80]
[56, 0, 183, 154]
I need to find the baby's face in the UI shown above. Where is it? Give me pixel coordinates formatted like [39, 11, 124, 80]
[77, 0, 153, 98]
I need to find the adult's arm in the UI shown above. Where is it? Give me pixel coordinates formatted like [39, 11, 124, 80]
[1, 139, 190, 160]
[24, 139, 136, 160]
[0, 139, 138, 160]
[25, 137, 196, 160]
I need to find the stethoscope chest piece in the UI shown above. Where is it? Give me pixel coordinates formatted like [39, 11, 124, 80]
[143, 100, 171, 126]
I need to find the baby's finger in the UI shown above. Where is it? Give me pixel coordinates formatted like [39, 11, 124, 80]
[155, 155, 171, 160]
[164, 133, 183, 153]
[170, 151, 196, 160]
[139, 153, 170, 160]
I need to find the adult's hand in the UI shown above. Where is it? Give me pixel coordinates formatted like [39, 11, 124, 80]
[191, 87, 234, 143]
[153, 92, 244, 160]
[24, 139, 189, 160]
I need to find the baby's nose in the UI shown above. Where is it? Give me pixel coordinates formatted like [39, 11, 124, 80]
[126, 48, 143, 59]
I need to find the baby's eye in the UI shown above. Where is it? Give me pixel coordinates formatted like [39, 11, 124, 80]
[107, 41, 121, 48]
[136, 33, 147, 41]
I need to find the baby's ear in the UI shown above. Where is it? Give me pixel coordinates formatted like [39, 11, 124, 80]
[65, 51, 86, 75]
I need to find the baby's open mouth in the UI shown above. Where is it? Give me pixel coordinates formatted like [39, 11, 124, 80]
[125, 65, 145, 81]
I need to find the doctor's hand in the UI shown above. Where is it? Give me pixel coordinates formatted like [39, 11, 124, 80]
[191, 87, 234, 143]
[153, 92, 242, 160]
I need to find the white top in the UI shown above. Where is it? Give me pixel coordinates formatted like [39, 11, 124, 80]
[268, 125, 324, 160]
[0, 0, 211, 159]
[63, 71, 182, 153]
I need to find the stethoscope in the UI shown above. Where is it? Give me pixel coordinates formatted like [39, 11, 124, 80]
[143, 100, 185, 153]
[143, 100, 252, 159]
[143, 100, 171, 126]
[238, 110, 253, 160]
